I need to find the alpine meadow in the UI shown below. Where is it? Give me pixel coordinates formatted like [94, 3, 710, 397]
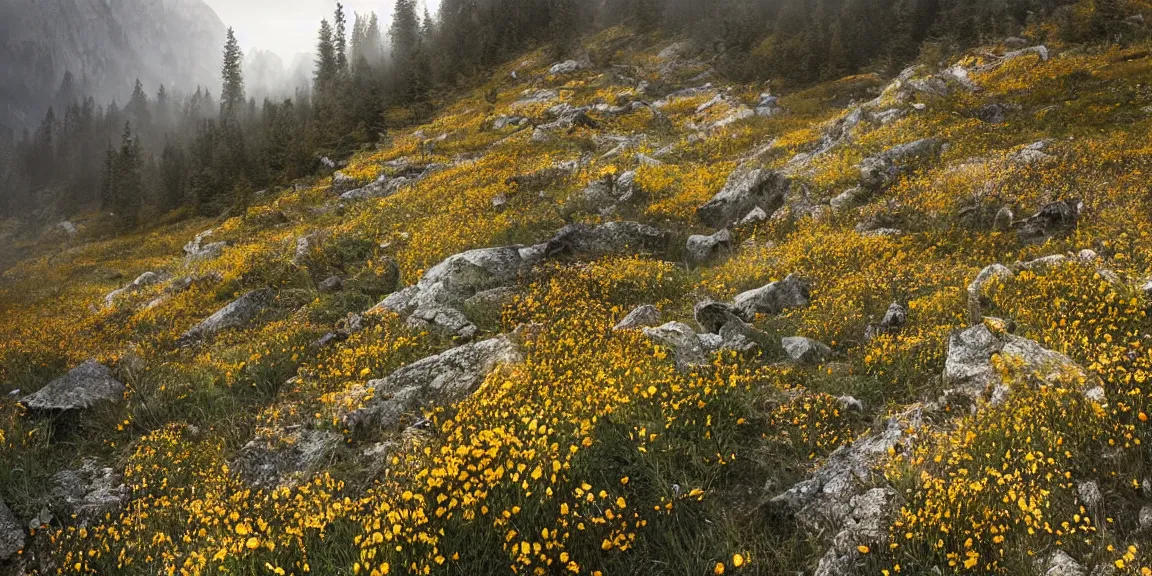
[2, 0, 1152, 575]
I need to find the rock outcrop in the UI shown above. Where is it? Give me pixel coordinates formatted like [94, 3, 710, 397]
[544, 221, 669, 258]
[643, 322, 710, 370]
[0, 500, 23, 561]
[782, 336, 833, 365]
[859, 138, 943, 191]
[685, 229, 733, 266]
[942, 321, 1086, 403]
[698, 163, 791, 228]
[178, 289, 274, 345]
[614, 305, 663, 331]
[233, 429, 344, 488]
[966, 264, 1013, 322]
[21, 360, 125, 412]
[733, 274, 811, 318]
[103, 271, 166, 308]
[51, 459, 128, 525]
[345, 335, 525, 432]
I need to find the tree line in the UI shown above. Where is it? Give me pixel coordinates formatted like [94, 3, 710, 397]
[0, 0, 1135, 228]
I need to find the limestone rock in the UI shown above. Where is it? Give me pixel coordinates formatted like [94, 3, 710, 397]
[643, 322, 709, 371]
[1139, 506, 1152, 532]
[1016, 199, 1082, 244]
[685, 228, 733, 266]
[179, 289, 274, 345]
[698, 163, 790, 228]
[346, 335, 524, 432]
[1043, 551, 1087, 576]
[733, 274, 811, 318]
[614, 305, 662, 331]
[782, 336, 832, 365]
[829, 187, 871, 213]
[694, 300, 748, 334]
[103, 270, 165, 307]
[967, 264, 1013, 322]
[0, 500, 23, 561]
[548, 59, 586, 75]
[233, 429, 344, 488]
[51, 459, 128, 525]
[184, 229, 227, 261]
[1077, 481, 1102, 507]
[545, 221, 669, 258]
[318, 276, 344, 294]
[21, 360, 125, 412]
[943, 322, 1085, 401]
[859, 138, 943, 191]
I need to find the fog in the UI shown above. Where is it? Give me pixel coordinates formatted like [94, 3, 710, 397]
[204, 0, 441, 63]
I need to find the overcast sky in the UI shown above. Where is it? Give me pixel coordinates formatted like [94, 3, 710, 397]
[203, 1, 439, 62]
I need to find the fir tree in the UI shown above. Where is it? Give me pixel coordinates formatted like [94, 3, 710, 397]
[335, 3, 348, 73]
[221, 27, 246, 120]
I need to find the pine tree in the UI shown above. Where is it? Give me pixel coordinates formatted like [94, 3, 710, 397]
[159, 137, 187, 211]
[109, 122, 142, 228]
[315, 20, 338, 99]
[221, 28, 246, 120]
[390, 0, 425, 102]
[126, 78, 151, 134]
[335, 3, 349, 73]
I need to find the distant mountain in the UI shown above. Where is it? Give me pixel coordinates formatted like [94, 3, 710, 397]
[244, 48, 312, 104]
[0, 0, 227, 133]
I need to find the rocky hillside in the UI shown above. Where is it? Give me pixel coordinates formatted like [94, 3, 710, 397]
[0, 0, 226, 130]
[2, 27, 1152, 576]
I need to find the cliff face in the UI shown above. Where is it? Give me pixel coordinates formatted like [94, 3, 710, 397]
[0, 0, 227, 132]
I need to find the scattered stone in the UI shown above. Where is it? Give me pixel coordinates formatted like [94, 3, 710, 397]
[1003, 44, 1049, 63]
[512, 89, 558, 108]
[783, 336, 833, 365]
[739, 207, 769, 226]
[698, 163, 791, 228]
[830, 187, 871, 213]
[28, 507, 52, 531]
[755, 93, 784, 117]
[693, 300, 747, 334]
[717, 318, 762, 353]
[1043, 551, 1088, 576]
[685, 229, 733, 266]
[56, 221, 78, 236]
[1077, 481, 1102, 507]
[837, 396, 864, 412]
[51, 459, 128, 525]
[21, 360, 125, 412]
[184, 229, 227, 261]
[658, 42, 688, 60]
[643, 322, 709, 371]
[1016, 199, 1082, 243]
[234, 429, 344, 488]
[318, 276, 344, 294]
[331, 171, 359, 193]
[977, 103, 1006, 123]
[859, 138, 943, 191]
[0, 500, 23, 561]
[614, 305, 662, 331]
[942, 321, 1085, 402]
[319, 156, 336, 169]
[967, 264, 1013, 322]
[867, 302, 907, 340]
[493, 115, 528, 130]
[544, 221, 669, 258]
[345, 335, 525, 432]
[580, 171, 638, 213]
[548, 59, 586, 75]
[993, 206, 1015, 231]
[179, 289, 274, 345]
[1014, 254, 1068, 272]
[1139, 506, 1152, 532]
[733, 274, 811, 318]
[1009, 140, 1054, 165]
[103, 271, 166, 307]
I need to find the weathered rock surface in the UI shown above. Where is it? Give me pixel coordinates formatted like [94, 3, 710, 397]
[694, 300, 748, 334]
[614, 305, 663, 331]
[548, 59, 586, 75]
[859, 138, 943, 190]
[943, 322, 1085, 402]
[768, 409, 922, 576]
[0, 500, 23, 561]
[183, 229, 227, 261]
[179, 289, 274, 344]
[21, 360, 125, 412]
[967, 263, 1013, 322]
[103, 270, 165, 307]
[782, 336, 832, 365]
[698, 163, 791, 228]
[318, 275, 344, 294]
[234, 429, 344, 488]
[579, 171, 638, 213]
[544, 221, 669, 258]
[733, 274, 811, 318]
[51, 459, 128, 525]
[1043, 551, 1087, 576]
[643, 322, 709, 370]
[1016, 199, 1082, 243]
[374, 246, 533, 338]
[345, 335, 525, 432]
[686, 229, 732, 266]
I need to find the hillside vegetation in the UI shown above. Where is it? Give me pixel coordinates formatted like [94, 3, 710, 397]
[2, 24, 1152, 576]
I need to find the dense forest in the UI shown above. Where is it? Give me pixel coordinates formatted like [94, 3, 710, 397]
[0, 0, 1136, 228]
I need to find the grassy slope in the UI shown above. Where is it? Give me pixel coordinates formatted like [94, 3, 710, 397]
[2, 25, 1152, 576]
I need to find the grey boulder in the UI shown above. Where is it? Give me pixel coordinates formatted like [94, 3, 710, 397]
[967, 264, 1013, 322]
[345, 334, 524, 432]
[0, 501, 23, 561]
[614, 305, 663, 331]
[859, 138, 943, 191]
[698, 163, 790, 228]
[21, 360, 125, 412]
[694, 300, 748, 334]
[685, 229, 733, 266]
[782, 337, 833, 365]
[51, 459, 128, 525]
[233, 429, 344, 488]
[643, 322, 709, 370]
[179, 289, 274, 344]
[943, 322, 1085, 402]
[545, 221, 669, 258]
[733, 274, 811, 318]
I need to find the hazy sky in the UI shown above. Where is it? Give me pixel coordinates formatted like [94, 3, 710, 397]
[204, 1, 439, 62]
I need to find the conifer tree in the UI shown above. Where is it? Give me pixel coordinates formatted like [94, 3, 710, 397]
[335, 3, 349, 73]
[221, 28, 246, 120]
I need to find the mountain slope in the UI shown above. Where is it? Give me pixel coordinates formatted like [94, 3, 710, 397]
[0, 0, 226, 131]
[2, 28, 1152, 576]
